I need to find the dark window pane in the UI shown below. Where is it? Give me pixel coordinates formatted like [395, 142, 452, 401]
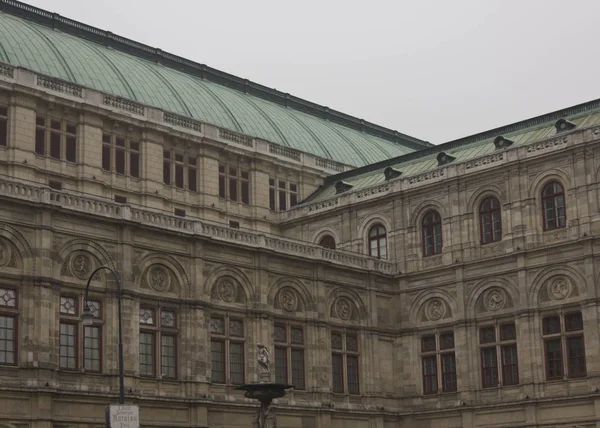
[346, 334, 358, 352]
[115, 148, 125, 174]
[102, 145, 111, 171]
[269, 178, 275, 186]
[59, 323, 77, 369]
[421, 335, 436, 352]
[565, 312, 583, 331]
[480, 327, 496, 344]
[291, 349, 305, 389]
[279, 190, 287, 211]
[84, 326, 101, 372]
[0, 118, 7, 146]
[441, 353, 457, 392]
[218, 165, 225, 174]
[175, 164, 184, 188]
[269, 188, 276, 210]
[241, 180, 250, 204]
[501, 345, 519, 385]
[175, 153, 184, 162]
[229, 177, 238, 201]
[66, 123, 76, 135]
[347, 355, 359, 394]
[161, 335, 177, 378]
[163, 150, 171, 159]
[319, 235, 336, 250]
[35, 128, 45, 155]
[130, 152, 139, 178]
[50, 120, 61, 131]
[331, 333, 343, 350]
[332, 353, 344, 393]
[274, 325, 286, 343]
[543, 316, 561, 335]
[230, 342, 244, 384]
[102, 134, 111, 144]
[219, 175, 226, 198]
[291, 328, 303, 345]
[500, 324, 516, 341]
[139, 332, 155, 376]
[545, 339, 563, 379]
[241, 170, 249, 180]
[567, 336, 586, 377]
[440, 333, 454, 350]
[163, 161, 171, 185]
[275, 346, 287, 384]
[36, 117, 45, 127]
[0, 316, 16, 364]
[210, 340, 225, 383]
[188, 168, 197, 192]
[130, 141, 139, 152]
[422, 356, 437, 394]
[290, 193, 298, 207]
[481, 347, 498, 388]
[50, 132, 60, 159]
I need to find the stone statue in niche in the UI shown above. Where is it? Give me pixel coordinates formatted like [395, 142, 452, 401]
[257, 344, 270, 382]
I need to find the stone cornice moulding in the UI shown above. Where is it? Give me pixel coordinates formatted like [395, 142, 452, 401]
[281, 126, 589, 222]
[0, 176, 394, 276]
[0, 62, 351, 177]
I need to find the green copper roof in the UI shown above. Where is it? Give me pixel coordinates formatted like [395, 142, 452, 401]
[0, 4, 430, 167]
[304, 99, 600, 203]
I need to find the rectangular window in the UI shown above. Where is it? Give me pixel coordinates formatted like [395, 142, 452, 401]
[59, 322, 77, 369]
[269, 178, 299, 211]
[421, 332, 457, 394]
[102, 133, 140, 178]
[60, 296, 102, 372]
[479, 323, 518, 388]
[34, 117, 77, 161]
[210, 316, 245, 384]
[164, 150, 197, 190]
[84, 326, 101, 372]
[542, 312, 586, 380]
[163, 151, 171, 185]
[188, 157, 197, 192]
[331, 331, 359, 394]
[0, 288, 17, 366]
[0, 106, 8, 147]
[175, 153, 184, 188]
[139, 307, 177, 378]
[274, 324, 305, 389]
[219, 164, 250, 204]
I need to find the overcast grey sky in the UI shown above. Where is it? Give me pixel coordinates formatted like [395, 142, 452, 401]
[25, 0, 600, 144]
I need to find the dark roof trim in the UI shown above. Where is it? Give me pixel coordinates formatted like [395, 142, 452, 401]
[0, 0, 431, 151]
[320, 97, 600, 186]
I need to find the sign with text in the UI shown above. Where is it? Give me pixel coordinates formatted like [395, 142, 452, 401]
[105, 404, 139, 428]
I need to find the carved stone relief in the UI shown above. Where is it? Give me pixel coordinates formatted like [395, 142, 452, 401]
[71, 253, 92, 279]
[211, 276, 245, 304]
[483, 288, 506, 312]
[425, 298, 446, 321]
[274, 287, 302, 312]
[548, 277, 572, 300]
[330, 296, 358, 321]
[148, 265, 171, 292]
[0, 239, 16, 268]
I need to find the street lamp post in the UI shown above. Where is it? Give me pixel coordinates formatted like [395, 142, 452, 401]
[81, 266, 125, 405]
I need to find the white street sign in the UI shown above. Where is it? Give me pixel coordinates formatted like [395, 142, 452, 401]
[105, 404, 139, 428]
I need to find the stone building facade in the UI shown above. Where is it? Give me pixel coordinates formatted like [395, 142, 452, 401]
[1, 1, 600, 427]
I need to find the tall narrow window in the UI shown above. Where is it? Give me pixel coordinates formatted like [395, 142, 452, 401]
[331, 331, 360, 394]
[542, 181, 566, 230]
[59, 296, 78, 370]
[219, 165, 250, 204]
[0, 106, 8, 147]
[542, 311, 586, 380]
[274, 323, 305, 389]
[35, 116, 77, 162]
[163, 151, 171, 185]
[479, 323, 518, 388]
[175, 153, 185, 188]
[139, 307, 178, 378]
[422, 210, 443, 257]
[102, 133, 140, 178]
[0, 288, 18, 365]
[421, 332, 456, 394]
[368, 224, 387, 259]
[188, 157, 197, 192]
[210, 316, 245, 384]
[83, 300, 102, 372]
[319, 235, 336, 250]
[480, 197, 502, 244]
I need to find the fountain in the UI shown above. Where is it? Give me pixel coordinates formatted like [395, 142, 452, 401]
[235, 344, 293, 428]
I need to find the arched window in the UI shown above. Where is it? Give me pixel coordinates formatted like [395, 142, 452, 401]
[422, 211, 442, 257]
[319, 235, 336, 250]
[542, 181, 566, 230]
[368, 224, 387, 259]
[480, 197, 502, 244]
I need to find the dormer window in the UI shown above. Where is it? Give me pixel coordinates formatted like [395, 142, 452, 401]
[493, 136, 514, 150]
[436, 152, 456, 166]
[335, 181, 353, 194]
[555, 119, 576, 133]
[384, 167, 402, 181]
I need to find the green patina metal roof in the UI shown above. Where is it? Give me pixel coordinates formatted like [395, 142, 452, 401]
[0, 3, 431, 167]
[304, 99, 600, 203]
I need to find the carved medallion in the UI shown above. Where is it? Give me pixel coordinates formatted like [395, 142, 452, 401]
[426, 298, 446, 321]
[71, 254, 91, 279]
[335, 297, 352, 320]
[148, 266, 170, 292]
[278, 288, 298, 312]
[0, 240, 10, 267]
[217, 279, 236, 302]
[549, 277, 571, 300]
[484, 288, 506, 312]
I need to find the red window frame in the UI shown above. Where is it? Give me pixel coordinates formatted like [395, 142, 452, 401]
[541, 181, 566, 231]
[422, 210, 442, 257]
[479, 196, 502, 244]
[421, 332, 456, 395]
[368, 224, 387, 259]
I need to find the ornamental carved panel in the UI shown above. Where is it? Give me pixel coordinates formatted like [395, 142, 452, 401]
[419, 297, 452, 323]
[210, 276, 246, 304]
[140, 264, 176, 293]
[274, 286, 304, 313]
[0, 238, 17, 269]
[61, 251, 95, 280]
[539, 276, 578, 303]
[330, 296, 359, 321]
[475, 286, 514, 314]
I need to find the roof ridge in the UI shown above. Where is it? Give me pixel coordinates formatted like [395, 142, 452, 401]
[321, 97, 600, 185]
[0, 0, 431, 151]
